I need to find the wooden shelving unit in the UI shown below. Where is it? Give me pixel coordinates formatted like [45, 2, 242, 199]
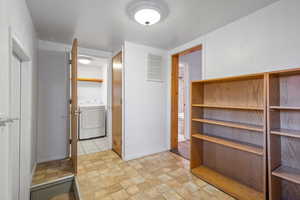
[77, 78, 103, 83]
[191, 73, 267, 200]
[267, 68, 300, 200]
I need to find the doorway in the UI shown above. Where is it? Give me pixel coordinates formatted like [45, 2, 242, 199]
[77, 55, 109, 155]
[171, 45, 202, 160]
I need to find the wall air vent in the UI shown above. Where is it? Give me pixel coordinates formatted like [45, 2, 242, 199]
[147, 54, 163, 82]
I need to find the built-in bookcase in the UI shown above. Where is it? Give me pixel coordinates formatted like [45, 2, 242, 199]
[267, 69, 300, 200]
[190, 74, 267, 200]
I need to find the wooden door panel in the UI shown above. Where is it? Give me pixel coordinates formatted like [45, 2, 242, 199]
[112, 52, 122, 157]
[71, 39, 78, 174]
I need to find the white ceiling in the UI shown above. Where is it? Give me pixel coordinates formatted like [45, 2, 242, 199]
[26, 0, 278, 51]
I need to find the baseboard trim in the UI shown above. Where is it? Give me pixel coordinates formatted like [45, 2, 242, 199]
[30, 163, 37, 184]
[73, 177, 82, 200]
[37, 154, 69, 163]
[124, 147, 169, 161]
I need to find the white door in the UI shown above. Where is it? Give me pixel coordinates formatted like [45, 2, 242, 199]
[10, 54, 21, 200]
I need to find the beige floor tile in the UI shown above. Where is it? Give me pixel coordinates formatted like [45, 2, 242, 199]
[126, 185, 139, 195]
[76, 150, 235, 200]
[110, 189, 130, 200]
[162, 190, 183, 200]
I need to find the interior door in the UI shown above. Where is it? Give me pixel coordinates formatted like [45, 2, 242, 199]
[112, 51, 123, 157]
[70, 39, 78, 174]
[10, 54, 21, 200]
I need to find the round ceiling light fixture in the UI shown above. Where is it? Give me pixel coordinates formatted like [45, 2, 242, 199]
[127, 0, 169, 26]
[78, 56, 93, 65]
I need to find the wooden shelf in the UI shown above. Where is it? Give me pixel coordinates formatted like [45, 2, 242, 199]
[192, 134, 263, 156]
[192, 118, 263, 132]
[192, 104, 263, 111]
[271, 128, 300, 139]
[192, 166, 264, 200]
[272, 166, 300, 185]
[77, 78, 103, 83]
[192, 73, 264, 83]
[270, 106, 300, 110]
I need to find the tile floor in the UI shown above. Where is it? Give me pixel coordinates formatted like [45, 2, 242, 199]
[50, 193, 75, 200]
[77, 150, 235, 200]
[31, 159, 73, 186]
[79, 138, 109, 155]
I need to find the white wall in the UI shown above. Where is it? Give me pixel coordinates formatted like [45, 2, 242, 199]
[179, 50, 202, 140]
[166, 0, 300, 149]
[37, 48, 69, 162]
[123, 41, 168, 160]
[78, 63, 107, 105]
[0, 0, 38, 199]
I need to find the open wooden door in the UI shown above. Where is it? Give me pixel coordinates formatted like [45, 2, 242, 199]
[70, 39, 78, 174]
[112, 51, 123, 157]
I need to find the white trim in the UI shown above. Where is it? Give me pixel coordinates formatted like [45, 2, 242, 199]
[123, 147, 169, 161]
[9, 27, 32, 200]
[38, 40, 112, 59]
[30, 163, 37, 184]
[37, 154, 69, 164]
[112, 48, 123, 58]
[12, 37, 30, 62]
[121, 46, 125, 159]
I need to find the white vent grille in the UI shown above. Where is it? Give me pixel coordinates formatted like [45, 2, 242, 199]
[147, 54, 163, 82]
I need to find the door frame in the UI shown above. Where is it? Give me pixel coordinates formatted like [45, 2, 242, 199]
[111, 49, 124, 158]
[9, 29, 31, 200]
[70, 39, 79, 174]
[170, 45, 202, 151]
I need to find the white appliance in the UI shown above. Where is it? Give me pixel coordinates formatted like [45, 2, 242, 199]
[79, 105, 106, 140]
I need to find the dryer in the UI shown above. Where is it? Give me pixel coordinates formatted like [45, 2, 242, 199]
[79, 105, 106, 140]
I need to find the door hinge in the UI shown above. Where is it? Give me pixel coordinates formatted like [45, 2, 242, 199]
[69, 99, 72, 104]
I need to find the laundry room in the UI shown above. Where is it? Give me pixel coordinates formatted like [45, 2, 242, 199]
[76, 55, 110, 155]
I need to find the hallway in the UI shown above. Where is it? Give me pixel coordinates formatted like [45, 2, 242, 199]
[77, 150, 233, 200]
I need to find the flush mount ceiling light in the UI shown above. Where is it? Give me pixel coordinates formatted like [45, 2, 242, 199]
[127, 0, 169, 26]
[78, 56, 93, 65]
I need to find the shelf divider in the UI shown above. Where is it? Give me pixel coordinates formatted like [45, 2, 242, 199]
[192, 118, 263, 132]
[192, 134, 263, 156]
